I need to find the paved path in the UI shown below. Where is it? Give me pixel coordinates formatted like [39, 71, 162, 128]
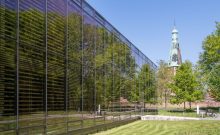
[141, 115, 220, 121]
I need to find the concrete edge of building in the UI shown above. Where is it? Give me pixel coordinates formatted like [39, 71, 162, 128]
[141, 115, 201, 121]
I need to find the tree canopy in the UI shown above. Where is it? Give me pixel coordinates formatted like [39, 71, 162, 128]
[199, 22, 220, 101]
[156, 60, 172, 109]
[168, 61, 203, 109]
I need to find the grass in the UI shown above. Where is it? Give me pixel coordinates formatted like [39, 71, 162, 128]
[92, 120, 220, 135]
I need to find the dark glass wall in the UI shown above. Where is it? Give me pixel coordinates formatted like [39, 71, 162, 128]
[0, 1, 17, 134]
[0, 0, 157, 134]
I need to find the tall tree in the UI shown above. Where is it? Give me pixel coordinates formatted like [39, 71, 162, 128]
[156, 60, 172, 109]
[139, 64, 157, 105]
[199, 22, 220, 101]
[168, 61, 203, 109]
[208, 64, 220, 101]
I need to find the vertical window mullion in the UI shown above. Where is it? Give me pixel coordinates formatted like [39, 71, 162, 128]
[16, 0, 20, 134]
[45, 0, 48, 133]
[81, 0, 84, 127]
[65, 0, 68, 133]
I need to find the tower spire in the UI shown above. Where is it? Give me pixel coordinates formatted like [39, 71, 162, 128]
[174, 18, 176, 28]
[169, 21, 182, 75]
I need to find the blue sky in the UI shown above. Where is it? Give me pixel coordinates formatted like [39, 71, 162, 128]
[86, 0, 220, 65]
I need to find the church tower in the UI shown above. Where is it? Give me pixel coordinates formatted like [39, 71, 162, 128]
[168, 24, 182, 75]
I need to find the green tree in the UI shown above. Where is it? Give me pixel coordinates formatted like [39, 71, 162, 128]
[208, 64, 220, 100]
[199, 22, 220, 101]
[139, 64, 157, 105]
[68, 11, 82, 112]
[95, 35, 137, 108]
[156, 60, 172, 109]
[168, 61, 203, 109]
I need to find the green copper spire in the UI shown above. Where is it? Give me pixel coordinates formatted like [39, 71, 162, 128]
[168, 23, 182, 68]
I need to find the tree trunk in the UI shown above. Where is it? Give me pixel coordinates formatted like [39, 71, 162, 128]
[164, 89, 167, 110]
[183, 102, 186, 110]
[189, 102, 192, 109]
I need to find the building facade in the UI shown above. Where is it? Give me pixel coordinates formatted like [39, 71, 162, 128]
[0, 0, 157, 134]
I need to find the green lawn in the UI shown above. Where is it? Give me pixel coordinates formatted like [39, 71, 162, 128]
[92, 120, 220, 135]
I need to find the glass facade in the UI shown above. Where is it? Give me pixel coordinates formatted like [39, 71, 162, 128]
[0, 0, 157, 134]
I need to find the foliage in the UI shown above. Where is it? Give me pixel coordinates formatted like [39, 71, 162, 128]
[0, 4, 157, 114]
[168, 61, 203, 109]
[156, 60, 173, 108]
[199, 22, 220, 101]
[208, 64, 220, 100]
[138, 64, 157, 104]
